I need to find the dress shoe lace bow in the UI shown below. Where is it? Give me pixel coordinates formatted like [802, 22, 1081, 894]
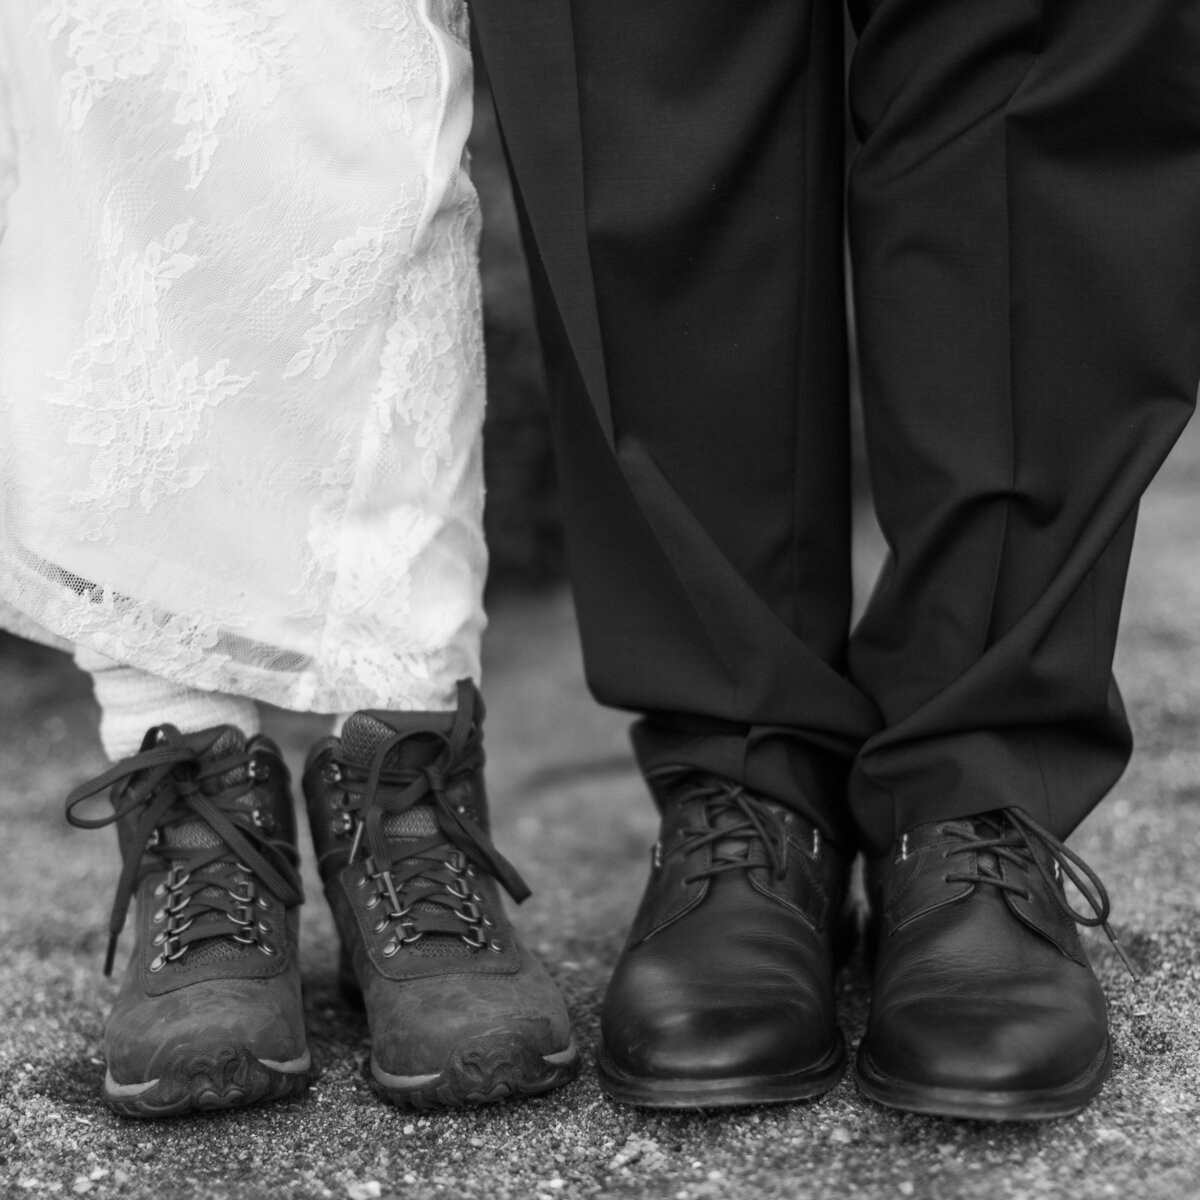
[933, 807, 1137, 978]
[657, 771, 793, 883]
[338, 681, 530, 949]
[65, 726, 304, 975]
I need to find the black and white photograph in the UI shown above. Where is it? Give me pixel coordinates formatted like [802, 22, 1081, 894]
[1, 1, 1198, 1197]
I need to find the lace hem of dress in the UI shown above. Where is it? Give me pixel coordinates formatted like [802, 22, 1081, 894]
[0, 549, 476, 714]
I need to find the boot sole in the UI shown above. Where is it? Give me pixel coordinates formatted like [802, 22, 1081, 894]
[371, 1035, 579, 1109]
[104, 1046, 311, 1119]
[854, 1037, 1112, 1121]
[595, 1035, 846, 1109]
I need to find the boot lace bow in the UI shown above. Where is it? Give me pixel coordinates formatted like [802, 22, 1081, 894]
[65, 726, 303, 975]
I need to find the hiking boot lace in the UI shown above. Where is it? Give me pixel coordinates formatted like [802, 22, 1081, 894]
[337, 681, 530, 955]
[66, 727, 303, 975]
[939, 807, 1138, 978]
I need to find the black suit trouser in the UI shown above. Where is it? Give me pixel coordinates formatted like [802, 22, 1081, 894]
[482, 0, 1200, 852]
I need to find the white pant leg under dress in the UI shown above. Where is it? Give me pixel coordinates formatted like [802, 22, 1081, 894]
[0, 0, 486, 714]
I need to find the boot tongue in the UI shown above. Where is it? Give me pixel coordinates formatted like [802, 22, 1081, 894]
[339, 711, 455, 839]
[339, 712, 472, 958]
[157, 725, 249, 851]
[339, 710, 455, 774]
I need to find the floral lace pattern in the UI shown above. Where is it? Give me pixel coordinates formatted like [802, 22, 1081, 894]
[43, 0, 293, 188]
[0, 0, 486, 712]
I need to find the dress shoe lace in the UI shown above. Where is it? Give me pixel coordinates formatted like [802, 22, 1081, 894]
[65, 727, 303, 975]
[938, 808, 1137, 978]
[337, 681, 530, 952]
[658, 772, 791, 883]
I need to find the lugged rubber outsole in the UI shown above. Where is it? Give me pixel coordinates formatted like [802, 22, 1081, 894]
[372, 1034, 579, 1109]
[595, 1035, 847, 1110]
[104, 1045, 311, 1119]
[854, 1037, 1112, 1121]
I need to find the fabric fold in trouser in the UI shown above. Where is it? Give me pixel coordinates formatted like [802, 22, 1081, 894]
[474, 0, 1200, 853]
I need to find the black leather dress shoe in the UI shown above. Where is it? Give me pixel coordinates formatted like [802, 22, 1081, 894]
[856, 808, 1135, 1121]
[597, 769, 851, 1108]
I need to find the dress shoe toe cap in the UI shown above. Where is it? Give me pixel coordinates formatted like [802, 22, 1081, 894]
[863, 996, 1109, 1093]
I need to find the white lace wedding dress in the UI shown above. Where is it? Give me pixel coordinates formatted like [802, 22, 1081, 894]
[0, 0, 487, 713]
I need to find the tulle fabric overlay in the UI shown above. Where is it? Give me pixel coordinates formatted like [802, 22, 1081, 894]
[0, 0, 487, 713]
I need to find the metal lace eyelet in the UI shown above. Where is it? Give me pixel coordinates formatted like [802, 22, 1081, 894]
[149, 954, 167, 972]
[488, 941, 503, 953]
[258, 943, 277, 956]
[257, 921, 272, 935]
[465, 865, 477, 878]
[381, 939, 400, 958]
[152, 907, 166, 924]
[153, 882, 167, 898]
[250, 756, 270, 782]
[152, 932, 167, 946]
[364, 893, 380, 910]
[373, 917, 388, 934]
[651, 842, 663, 870]
[482, 916, 495, 929]
[325, 762, 343, 785]
[258, 895, 271, 910]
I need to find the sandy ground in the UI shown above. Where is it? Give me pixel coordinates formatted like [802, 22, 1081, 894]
[2, 413, 1200, 1200]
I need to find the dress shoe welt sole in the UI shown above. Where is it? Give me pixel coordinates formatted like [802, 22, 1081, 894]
[596, 1037, 846, 1110]
[105, 1045, 311, 1119]
[371, 1036, 579, 1109]
[854, 1038, 1112, 1122]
